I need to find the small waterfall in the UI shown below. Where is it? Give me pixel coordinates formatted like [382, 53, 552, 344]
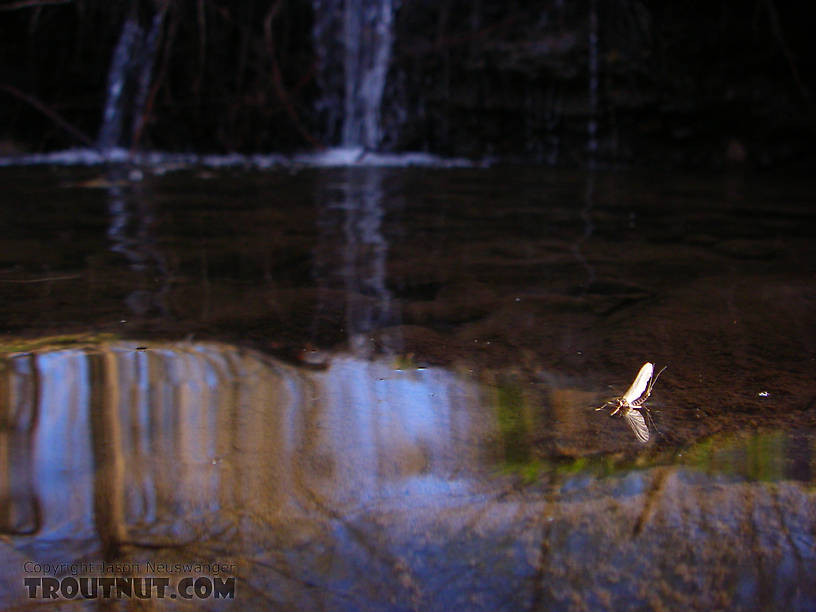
[97, 10, 164, 152]
[97, 17, 141, 150]
[313, 0, 395, 149]
[130, 11, 164, 146]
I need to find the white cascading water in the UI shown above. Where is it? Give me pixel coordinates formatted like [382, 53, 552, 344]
[130, 11, 164, 146]
[97, 17, 142, 150]
[97, 11, 164, 151]
[313, 0, 395, 149]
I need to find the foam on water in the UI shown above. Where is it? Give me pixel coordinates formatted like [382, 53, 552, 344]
[0, 147, 478, 169]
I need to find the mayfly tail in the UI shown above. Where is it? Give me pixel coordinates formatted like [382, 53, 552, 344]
[646, 364, 668, 396]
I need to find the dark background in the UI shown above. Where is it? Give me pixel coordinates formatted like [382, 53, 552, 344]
[0, 0, 813, 167]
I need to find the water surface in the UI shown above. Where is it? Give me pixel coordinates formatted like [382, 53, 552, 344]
[1, 165, 814, 609]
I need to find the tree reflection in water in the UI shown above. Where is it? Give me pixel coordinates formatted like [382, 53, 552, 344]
[0, 343, 814, 609]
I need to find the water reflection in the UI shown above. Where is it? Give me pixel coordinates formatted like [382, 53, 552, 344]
[313, 169, 402, 356]
[1, 343, 815, 609]
[106, 176, 171, 317]
[0, 354, 39, 536]
[0, 343, 490, 548]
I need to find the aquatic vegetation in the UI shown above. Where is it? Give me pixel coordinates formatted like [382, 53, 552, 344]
[0, 333, 119, 356]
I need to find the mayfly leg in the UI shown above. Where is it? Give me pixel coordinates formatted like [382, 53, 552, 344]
[595, 399, 617, 412]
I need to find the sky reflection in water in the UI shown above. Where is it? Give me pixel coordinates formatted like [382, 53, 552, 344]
[2, 343, 491, 547]
[1, 342, 815, 609]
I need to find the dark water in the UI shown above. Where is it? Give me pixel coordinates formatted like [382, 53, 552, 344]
[1, 165, 815, 609]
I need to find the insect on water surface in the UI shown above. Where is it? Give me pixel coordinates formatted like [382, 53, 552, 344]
[596, 362, 667, 443]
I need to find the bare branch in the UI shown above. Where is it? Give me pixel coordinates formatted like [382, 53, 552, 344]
[0, 83, 94, 146]
[764, 0, 811, 104]
[263, 0, 322, 149]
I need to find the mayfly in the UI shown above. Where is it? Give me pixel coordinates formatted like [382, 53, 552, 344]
[596, 362, 667, 443]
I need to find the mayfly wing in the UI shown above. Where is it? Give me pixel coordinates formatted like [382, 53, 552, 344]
[621, 362, 654, 405]
[632, 364, 667, 407]
[623, 408, 650, 443]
